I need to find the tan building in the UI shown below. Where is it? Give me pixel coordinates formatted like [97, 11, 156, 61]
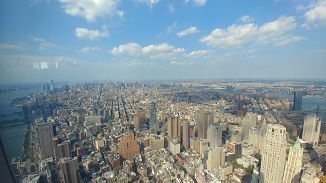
[95, 139, 105, 150]
[167, 115, 181, 141]
[119, 131, 140, 159]
[207, 146, 225, 173]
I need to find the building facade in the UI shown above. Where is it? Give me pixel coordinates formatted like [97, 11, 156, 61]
[282, 137, 303, 183]
[259, 124, 287, 183]
[302, 114, 322, 147]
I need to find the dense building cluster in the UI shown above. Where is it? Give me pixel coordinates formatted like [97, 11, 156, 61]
[12, 80, 326, 183]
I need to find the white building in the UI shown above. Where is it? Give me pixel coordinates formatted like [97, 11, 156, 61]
[302, 114, 322, 147]
[259, 124, 287, 183]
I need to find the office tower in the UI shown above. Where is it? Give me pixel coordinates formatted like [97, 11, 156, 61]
[59, 157, 80, 183]
[302, 114, 322, 147]
[259, 124, 287, 183]
[149, 102, 157, 134]
[196, 111, 214, 139]
[282, 137, 303, 183]
[55, 140, 71, 161]
[134, 110, 147, 128]
[36, 121, 54, 158]
[293, 91, 303, 111]
[207, 123, 222, 148]
[167, 116, 181, 141]
[50, 80, 55, 92]
[207, 146, 225, 173]
[118, 131, 140, 159]
[181, 120, 190, 149]
[231, 130, 242, 143]
[241, 112, 257, 139]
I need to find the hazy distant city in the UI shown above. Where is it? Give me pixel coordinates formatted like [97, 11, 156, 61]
[0, 79, 325, 183]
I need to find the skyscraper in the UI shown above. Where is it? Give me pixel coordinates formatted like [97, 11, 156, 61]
[241, 112, 257, 139]
[167, 116, 181, 141]
[196, 111, 214, 139]
[149, 102, 157, 134]
[181, 120, 190, 149]
[36, 121, 54, 158]
[259, 124, 287, 183]
[207, 123, 222, 148]
[302, 114, 322, 147]
[54, 140, 71, 161]
[282, 137, 303, 183]
[59, 157, 80, 183]
[293, 91, 303, 111]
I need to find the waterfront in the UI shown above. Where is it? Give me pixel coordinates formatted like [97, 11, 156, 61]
[0, 86, 42, 160]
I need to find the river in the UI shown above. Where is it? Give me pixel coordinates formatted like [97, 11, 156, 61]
[0, 85, 42, 160]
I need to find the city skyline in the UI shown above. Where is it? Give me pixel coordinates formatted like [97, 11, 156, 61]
[0, 0, 326, 83]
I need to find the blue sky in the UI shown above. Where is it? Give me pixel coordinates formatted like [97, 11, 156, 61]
[0, 0, 326, 83]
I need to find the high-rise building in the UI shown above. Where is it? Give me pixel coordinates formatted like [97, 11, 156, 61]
[196, 111, 214, 139]
[241, 112, 257, 139]
[259, 124, 287, 183]
[181, 120, 190, 149]
[293, 91, 303, 111]
[169, 138, 180, 155]
[149, 102, 157, 134]
[36, 121, 54, 158]
[55, 140, 71, 161]
[134, 110, 147, 128]
[118, 131, 140, 159]
[167, 116, 181, 141]
[207, 123, 222, 148]
[282, 137, 303, 183]
[207, 146, 225, 173]
[302, 114, 322, 147]
[59, 157, 80, 183]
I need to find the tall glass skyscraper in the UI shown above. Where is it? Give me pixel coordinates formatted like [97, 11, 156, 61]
[149, 102, 157, 134]
[293, 91, 303, 111]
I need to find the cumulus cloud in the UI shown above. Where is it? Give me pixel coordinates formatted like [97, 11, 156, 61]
[110, 42, 142, 56]
[58, 0, 122, 22]
[80, 47, 101, 53]
[177, 26, 200, 37]
[200, 24, 258, 48]
[184, 50, 212, 58]
[141, 43, 185, 60]
[200, 16, 304, 48]
[302, 0, 326, 28]
[134, 0, 160, 7]
[239, 15, 254, 23]
[75, 26, 109, 40]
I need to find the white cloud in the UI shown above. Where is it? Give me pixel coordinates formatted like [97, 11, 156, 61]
[302, 0, 326, 28]
[134, 0, 160, 7]
[200, 24, 258, 48]
[239, 15, 254, 23]
[28, 36, 57, 50]
[273, 36, 306, 46]
[58, 0, 122, 22]
[167, 21, 178, 33]
[142, 43, 185, 60]
[110, 42, 142, 56]
[75, 26, 109, 40]
[168, 4, 174, 12]
[184, 50, 212, 58]
[177, 26, 200, 37]
[200, 16, 303, 48]
[257, 16, 297, 45]
[80, 47, 101, 53]
[193, 0, 206, 6]
[171, 61, 186, 65]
